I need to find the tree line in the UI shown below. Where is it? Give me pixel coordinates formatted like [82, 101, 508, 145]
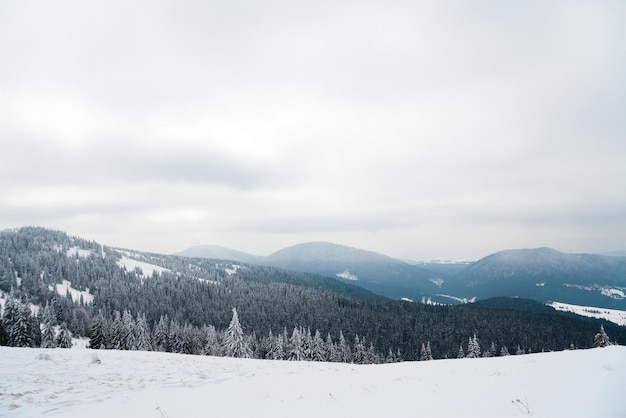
[0, 227, 623, 362]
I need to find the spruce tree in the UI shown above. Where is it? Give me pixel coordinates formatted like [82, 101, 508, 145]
[288, 327, 304, 361]
[593, 325, 611, 348]
[89, 311, 106, 349]
[56, 322, 73, 348]
[223, 308, 251, 358]
[40, 302, 56, 349]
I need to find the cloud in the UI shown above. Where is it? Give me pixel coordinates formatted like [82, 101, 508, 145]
[1, 0, 625, 259]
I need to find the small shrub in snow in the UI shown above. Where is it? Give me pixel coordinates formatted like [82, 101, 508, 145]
[35, 353, 53, 361]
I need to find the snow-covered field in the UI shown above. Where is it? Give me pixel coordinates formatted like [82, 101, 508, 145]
[116, 256, 170, 277]
[549, 301, 626, 326]
[1, 346, 624, 418]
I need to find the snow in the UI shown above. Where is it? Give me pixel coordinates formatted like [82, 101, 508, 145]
[116, 256, 170, 278]
[601, 288, 626, 300]
[549, 301, 626, 326]
[1, 346, 624, 417]
[429, 278, 444, 287]
[223, 264, 242, 276]
[52, 280, 94, 305]
[436, 294, 477, 304]
[336, 269, 358, 281]
[66, 246, 91, 258]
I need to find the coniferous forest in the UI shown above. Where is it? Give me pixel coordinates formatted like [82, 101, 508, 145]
[1, 227, 623, 362]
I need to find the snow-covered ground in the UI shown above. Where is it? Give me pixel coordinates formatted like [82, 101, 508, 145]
[51, 280, 94, 305]
[66, 246, 92, 258]
[549, 301, 626, 326]
[116, 256, 170, 278]
[1, 346, 624, 418]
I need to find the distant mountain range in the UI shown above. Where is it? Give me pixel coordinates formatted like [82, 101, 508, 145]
[177, 243, 626, 310]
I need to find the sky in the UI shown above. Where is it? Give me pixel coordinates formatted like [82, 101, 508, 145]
[1, 1, 625, 261]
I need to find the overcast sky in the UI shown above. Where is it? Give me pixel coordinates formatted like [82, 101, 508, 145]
[1, 1, 625, 260]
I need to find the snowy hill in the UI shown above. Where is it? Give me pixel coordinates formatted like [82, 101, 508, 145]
[1, 345, 625, 417]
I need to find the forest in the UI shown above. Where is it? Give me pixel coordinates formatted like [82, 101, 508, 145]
[1, 227, 623, 362]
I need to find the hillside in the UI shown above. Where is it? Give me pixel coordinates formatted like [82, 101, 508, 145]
[180, 241, 449, 303]
[2, 345, 625, 417]
[180, 243, 626, 310]
[450, 248, 626, 309]
[2, 227, 625, 362]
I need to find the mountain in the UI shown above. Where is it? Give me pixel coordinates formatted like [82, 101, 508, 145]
[181, 241, 449, 303]
[449, 247, 626, 309]
[4, 227, 624, 360]
[176, 245, 262, 264]
[179, 243, 626, 309]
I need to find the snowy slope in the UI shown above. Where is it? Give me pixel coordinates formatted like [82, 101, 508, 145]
[1, 346, 624, 418]
[116, 256, 170, 277]
[549, 301, 626, 326]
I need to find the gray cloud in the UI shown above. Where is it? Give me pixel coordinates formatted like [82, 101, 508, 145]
[1, 0, 625, 260]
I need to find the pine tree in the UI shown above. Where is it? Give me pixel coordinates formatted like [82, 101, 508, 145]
[89, 311, 106, 349]
[466, 334, 481, 358]
[202, 325, 219, 356]
[287, 327, 304, 361]
[134, 313, 152, 351]
[56, 322, 73, 348]
[119, 309, 135, 350]
[153, 314, 170, 352]
[337, 331, 352, 363]
[385, 348, 396, 363]
[40, 302, 56, 349]
[593, 325, 611, 348]
[266, 330, 285, 360]
[352, 335, 367, 364]
[311, 330, 326, 362]
[108, 310, 122, 349]
[500, 345, 510, 356]
[325, 333, 337, 362]
[223, 308, 251, 358]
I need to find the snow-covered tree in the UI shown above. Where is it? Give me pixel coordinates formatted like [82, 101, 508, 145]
[134, 313, 152, 351]
[466, 334, 481, 358]
[266, 331, 285, 360]
[108, 310, 122, 349]
[202, 325, 219, 356]
[483, 342, 496, 357]
[457, 345, 465, 359]
[325, 333, 337, 362]
[56, 322, 73, 348]
[287, 327, 304, 361]
[3, 295, 36, 347]
[419, 341, 433, 361]
[89, 311, 106, 349]
[153, 314, 170, 352]
[223, 308, 251, 358]
[40, 302, 56, 349]
[352, 335, 367, 364]
[593, 325, 611, 348]
[311, 330, 326, 362]
[500, 345, 510, 356]
[118, 309, 135, 350]
[337, 331, 352, 363]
